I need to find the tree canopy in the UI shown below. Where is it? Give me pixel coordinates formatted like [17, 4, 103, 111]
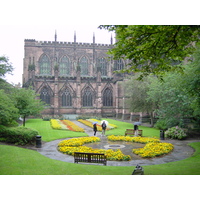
[99, 25, 200, 79]
[0, 56, 13, 78]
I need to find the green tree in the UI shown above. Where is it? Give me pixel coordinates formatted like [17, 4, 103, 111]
[147, 71, 194, 128]
[0, 56, 13, 78]
[0, 90, 19, 126]
[124, 75, 158, 127]
[99, 25, 200, 79]
[13, 88, 45, 126]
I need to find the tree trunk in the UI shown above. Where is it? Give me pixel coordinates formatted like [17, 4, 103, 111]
[150, 112, 154, 127]
[23, 116, 26, 126]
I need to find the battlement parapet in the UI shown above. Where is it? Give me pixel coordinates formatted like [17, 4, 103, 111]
[25, 39, 112, 48]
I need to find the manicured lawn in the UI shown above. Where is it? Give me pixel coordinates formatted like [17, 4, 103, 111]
[1, 118, 200, 175]
[0, 142, 200, 175]
[105, 119, 160, 138]
[25, 119, 88, 142]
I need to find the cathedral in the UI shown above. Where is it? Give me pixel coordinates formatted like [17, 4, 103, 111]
[22, 32, 134, 119]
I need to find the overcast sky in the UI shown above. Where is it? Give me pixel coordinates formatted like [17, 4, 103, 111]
[0, 0, 198, 85]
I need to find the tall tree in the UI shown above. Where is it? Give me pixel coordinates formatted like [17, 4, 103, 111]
[99, 25, 200, 79]
[124, 75, 158, 127]
[0, 56, 13, 78]
[13, 88, 45, 126]
[0, 90, 19, 126]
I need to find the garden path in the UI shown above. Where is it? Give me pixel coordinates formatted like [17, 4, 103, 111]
[37, 120, 200, 166]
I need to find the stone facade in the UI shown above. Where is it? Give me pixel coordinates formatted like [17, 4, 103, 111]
[22, 33, 135, 119]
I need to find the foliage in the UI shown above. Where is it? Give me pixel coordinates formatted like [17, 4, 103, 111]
[133, 142, 174, 158]
[99, 25, 200, 79]
[0, 56, 13, 78]
[0, 125, 38, 145]
[58, 136, 131, 161]
[154, 119, 168, 130]
[13, 88, 45, 126]
[165, 126, 187, 140]
[0, 90, 19, 126]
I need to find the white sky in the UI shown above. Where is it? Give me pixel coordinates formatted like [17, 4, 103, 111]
[0, 0, 198, 85]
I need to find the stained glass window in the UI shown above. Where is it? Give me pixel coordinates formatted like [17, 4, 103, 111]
[59, 56, 70, 76]
[62, 89, 72, 107]
[39, 54, 51, 75]
[103, 88, 113, 106]
[98, 58, 107, 76]
[114, 59, 124, 71]
[40, 87, 50, 104]
[82, 87, 93, 107]
[80, 56, 88, 76]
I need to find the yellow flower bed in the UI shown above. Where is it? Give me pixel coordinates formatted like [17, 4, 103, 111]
[107, 135, 173, 158]
[50, 119, 62, 130]
[133, 142, 174, 158]
[107, 135, 160, 143]
[61, 120, 84, 132]
[78, 119, 102, 131]
[58, 136, 131, 161]
[58, 136, 100, 147]
[89, 119, 117, 129]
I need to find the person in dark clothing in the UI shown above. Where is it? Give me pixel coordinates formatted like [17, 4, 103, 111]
[101, 121, 107, 136]
[134, 124, 138, 136]
[93, 123, 97, 136]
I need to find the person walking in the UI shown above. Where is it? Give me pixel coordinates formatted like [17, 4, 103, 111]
[101, 121, 107, 136]
[93, 123, 97, 136]
[134, 124, 138, 136]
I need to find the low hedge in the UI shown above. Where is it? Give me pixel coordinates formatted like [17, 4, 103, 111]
[0, 125, 39, 145]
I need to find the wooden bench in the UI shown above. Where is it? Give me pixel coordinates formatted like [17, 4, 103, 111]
[74, 152, 107, 165]
[125, 129, 142, 136]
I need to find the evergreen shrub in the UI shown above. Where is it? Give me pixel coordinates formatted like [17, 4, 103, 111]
[0, 126, 39, 145]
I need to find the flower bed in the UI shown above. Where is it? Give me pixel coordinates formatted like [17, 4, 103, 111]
[61, 120, 84, 132]
[50, 119, 84, 132]
[133, 142, 174, 158]
[50, 119, 62, 130]
[108, 135, 173, 158]
[58, 136, 131, 161]
[77, 119, 116, 131]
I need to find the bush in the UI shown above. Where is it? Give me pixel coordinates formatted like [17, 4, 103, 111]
[0, 126, 39, 145]
[165, 126, 187, 140]
[154, 119, 168, 130]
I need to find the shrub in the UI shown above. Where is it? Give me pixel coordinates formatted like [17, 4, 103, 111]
[165, 126, 187, 140]
[0, 126, 39, 145]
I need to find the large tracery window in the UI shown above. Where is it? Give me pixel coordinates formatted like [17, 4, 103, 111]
[39, 54, 51, 75]
[80, 56, 89, 76]
[82, 87, 93, 107]
[40, 87, 51, 104]
[103, 88, 113, 106]
[114, 59, 124, 71]
[62, 89, 72, 107]
[59, 56, 70, 76]
[98, 58, 107, 76]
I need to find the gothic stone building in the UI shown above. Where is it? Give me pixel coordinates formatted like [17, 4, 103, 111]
[23, 33, 135, 119]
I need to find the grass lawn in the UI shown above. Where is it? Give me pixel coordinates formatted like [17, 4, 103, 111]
[25, 119, 88, 142]
[1, 118, 200, 175]
[0, 142, 200, 175]
[105, 119, 160, 138]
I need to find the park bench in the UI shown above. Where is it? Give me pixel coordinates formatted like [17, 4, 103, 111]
[125, 129, 143, 136]
[74, 152, 107, 165]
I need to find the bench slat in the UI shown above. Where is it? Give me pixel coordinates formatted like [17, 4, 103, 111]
[74, 152, 107, 165]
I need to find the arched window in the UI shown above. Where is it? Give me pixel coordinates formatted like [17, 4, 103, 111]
[39, 54, 51, 75]
[98, 58, 107, 76]
[82, 87, 93, 107]
[62, 89, 72, 107]
[103, 88, 113, 106]
[59, 56, 70, 76]
[40, 87, 51, 104]
[80, 56, 88, 76]
[114, 59, 124, 71]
